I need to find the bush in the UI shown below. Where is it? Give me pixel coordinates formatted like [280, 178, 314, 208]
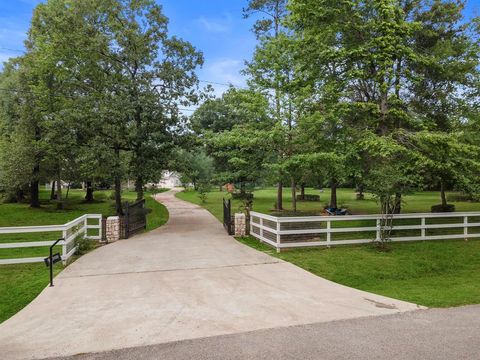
[74, 236, 97, 256]
[296, 194, 320, 201]
[197, 182, 210, 204]
[431, 204, 455, 213]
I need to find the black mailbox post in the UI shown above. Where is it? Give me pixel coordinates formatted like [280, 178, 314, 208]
[44, 238, 63, 287]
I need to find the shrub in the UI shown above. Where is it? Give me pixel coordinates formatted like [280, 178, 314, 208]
[74, 236, 97, 256]
[431, 204, 455, 213]
[197, 182, 211, 204]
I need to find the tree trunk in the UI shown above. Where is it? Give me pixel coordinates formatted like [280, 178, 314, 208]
[114, 147, 123, 216]
[65, 183, 70, 200]
[300, 184, 305, 200]
[276, 181, 283, 211]
[50, 181, 56, 200]
[114, 176, 123, 215]
[440, 181, 447, 207]
[30, 178, 40, 208]
[30, 125, 41, 208]
[85, 181, 94, 202]
[135, 176, 144, 201]
[356, 183, 364, 200]
[240, 181, 246, 195]
[330, 181, 337, 208]
[393, 193, 402, 214]
[56, 172, 63, 210]
[16, 188, 25, 203]
[291, 178, 297, 212]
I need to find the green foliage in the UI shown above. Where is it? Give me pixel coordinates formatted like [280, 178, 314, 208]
[412, 131, 480, 204]
[206, 125, 270, 187]
[0, 0, 203, 213]
[74, 236, 97, 256]
[174, 149, 214, 190]
[191, 88, 272, 134]
[197, 182, 211, 204]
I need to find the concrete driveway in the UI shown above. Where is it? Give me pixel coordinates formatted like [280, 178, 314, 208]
[0, 189, 420, 360]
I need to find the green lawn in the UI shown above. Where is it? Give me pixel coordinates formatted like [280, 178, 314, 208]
[0, 188, 169, 323]
[178, 187, 480, 308]
[0, 263, 64, 324]
[238, 236, 480, 308]
[176, 187, 480, 221]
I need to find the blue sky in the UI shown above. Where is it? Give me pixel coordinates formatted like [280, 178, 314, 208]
[0, 0, 259, 97]
[0, 0, 479, 97]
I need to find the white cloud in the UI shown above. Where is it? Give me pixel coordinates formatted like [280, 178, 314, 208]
[200, 58, 246, 98]
[204, 58, 245, 85]
[196, 15, 231, 34]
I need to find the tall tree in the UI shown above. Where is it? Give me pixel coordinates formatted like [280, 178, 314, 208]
[244, 0, 290, 211]
[409, 0, 480, 207]
[23, 0, 203, 214]
[289, 0, 422, 212]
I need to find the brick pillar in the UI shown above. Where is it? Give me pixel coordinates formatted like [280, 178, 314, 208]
[234, 213, 246, 237]
[106, 216, 121, 243]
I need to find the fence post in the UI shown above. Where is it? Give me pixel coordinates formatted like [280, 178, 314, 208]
[327, 220, 331, 247]
[259, 217, 264, 240]
[464, 216, 468, 239]
[421, 217, 426, 239]
[376, 218, 380, 242]
[98, 215, 103, 241]
[250, 216, 254, 238]
[62, 229, 67, 265]
[276, 219, 281, 253]
[84, 216, 88, 239]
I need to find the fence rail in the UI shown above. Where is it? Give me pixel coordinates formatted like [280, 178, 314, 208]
[250, 211, 480, 252]
[0, 214, 102, 265]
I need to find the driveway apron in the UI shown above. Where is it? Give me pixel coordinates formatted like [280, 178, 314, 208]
[0, 189, 421, 360]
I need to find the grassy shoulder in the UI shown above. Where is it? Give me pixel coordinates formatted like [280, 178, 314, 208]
[238, 236, 480, 308]
[0, 263, 63, 324]
[0, 188, 169, 323]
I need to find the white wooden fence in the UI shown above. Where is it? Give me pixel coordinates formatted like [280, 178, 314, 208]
[0, 214, 102, 265]
[250, 211, 480, 252]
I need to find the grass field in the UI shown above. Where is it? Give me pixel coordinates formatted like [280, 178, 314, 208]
[238, 236, 480, 307]
[177, 187, 480, 307]
[176, 187, 480, 221]
[0, 188, 169, 323]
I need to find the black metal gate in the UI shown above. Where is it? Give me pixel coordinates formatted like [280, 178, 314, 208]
[124, 199, 147, 238]
[223, 198, 233, 235]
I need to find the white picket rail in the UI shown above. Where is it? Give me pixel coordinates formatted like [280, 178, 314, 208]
[0, 214, 102, 265]
[250, 211, 480, 252]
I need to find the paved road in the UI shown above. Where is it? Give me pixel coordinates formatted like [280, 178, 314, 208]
[47, 304, 480, 360]
[0, 189, 419, 360]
